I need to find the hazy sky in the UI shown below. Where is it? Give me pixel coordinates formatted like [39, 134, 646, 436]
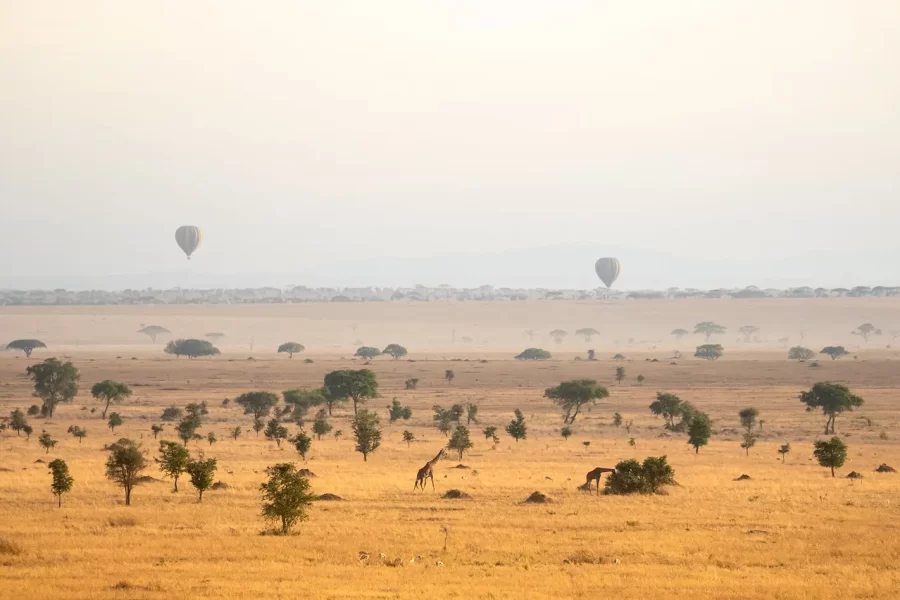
[1, 1, 898, 288]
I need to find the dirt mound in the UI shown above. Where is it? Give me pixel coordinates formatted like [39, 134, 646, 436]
[524, 491, 551, 504]
[210, 481, 230, 491]
[316, 493, 344, 501]
[33, 459, 46, 464]
[0, 467, 13, 473]
[875, 464, 896, 473]
[734, 474, 752, 481]
[298, 469, 317, 478]
[846, 471, 864, 479]
[442, 489, 470, 499]
[453, 464, 470, 469]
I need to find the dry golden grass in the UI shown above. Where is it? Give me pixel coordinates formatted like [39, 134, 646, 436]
[1, 301, 899, 599]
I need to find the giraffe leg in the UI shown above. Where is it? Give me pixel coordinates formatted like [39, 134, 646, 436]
[430, 473, 435, 491]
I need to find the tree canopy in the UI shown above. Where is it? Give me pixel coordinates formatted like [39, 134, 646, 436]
[671, 328, 689, 340]
[575, 328, 600, 341]
[105, 438, 147, 506]
[799, 382, 863, 434]
[694, 344, 724, 360]
[6, 339, 46, 357]
[604, 456, 675, 495]
[90, 380, 133, 418]
[813, 437, 847, 477]
[323, 369, 378, 416]
[259, 463, 316, 535]
[515, 348, 551, 360]
[354, 346, 381, 359]
[138, 325, 170, 342]
[788, 346, 816, 361]
[26, 358, 80, 418]
[48, 459, 74, 507]
[851, 323, 880, 343]
[352, 409, 382, 462]
[447, 426, 473, 460]
[694, 322, 726, 341]
[156, 441, 190, 492]
[277, 343, 305, 358]
[164, 339, 220, 359]
[506, 409, 527, 442]
[820, 346, 849, 360]
[235, 391, 280, 422]
[544, 379, 609, 424]
[687, 413, 711, 453]
[649, 392, 685, 429]
[382, 344, 408, 360]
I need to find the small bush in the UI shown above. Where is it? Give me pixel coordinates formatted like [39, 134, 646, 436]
[0, 537, 23, 555]
[515, 348, 551, 360]
[107, 515, 138, 528]
[604, 456, 675, 495]
[523, 491, 551, 504]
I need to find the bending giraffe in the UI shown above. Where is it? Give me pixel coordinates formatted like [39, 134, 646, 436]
[584, 467, 615, 495]
[414, 448, 446, 491]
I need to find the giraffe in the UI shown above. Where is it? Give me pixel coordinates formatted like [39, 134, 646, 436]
[414, 448, 446, 491]
[584, 467, 615, 495]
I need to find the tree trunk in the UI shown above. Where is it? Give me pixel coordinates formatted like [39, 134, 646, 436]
[58, 494, 62, 508]
[125, 486, 132, 506]
[198, 490, 203, 503]
[174, 476, 179, 492]
[695, 446, 699, 454]
[103, 401, 110, 419]
[831, 465, 835, 477]
[282, 517, 288, 535]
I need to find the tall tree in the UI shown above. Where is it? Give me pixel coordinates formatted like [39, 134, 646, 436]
[382, 344, 408, 360]
[48, 459, 74, 507]
[290, 431, 313, 461]
[544, 380, 609, 424]
[90, 381, 133, 418]
[799, 382, 864, 434]
[105, 438, 147, 506]
[38, 431, 57, 454]
[9, 408, 28, 436]
[819, 346, 849, 360]
[259, 463, 316, 535]
[694, 344, 724, 360]
[186, 457, 217, 502]
[6, 339, 47, 357]
[264, 419, 289, 448]
[739, 325, 760, 342]
[107, 412, 123, 433]
[277, 342, 305, 358]
[137, 325, 170, 342]
[687, 412, 712, 453]
[235, 391, 279, 425]
[156, 441, 190, 491]
[447, 426, 473, 460]
[671, 328, 689, 341]
[615, 367, 626, 384]
[739, 407, 759, 432]
[649, 392, 684, 429]
[851, 323, 879, 343]
[26, 358, 80, 418]
[323, 370, 378, 416]
[351, 409, 382, 462]
[813, 437, 847, 477]
[176, 415, 201, 446]
[505, 409, 527, 442]
[311, 409, 332, 440]
[694, 322, 726, 341]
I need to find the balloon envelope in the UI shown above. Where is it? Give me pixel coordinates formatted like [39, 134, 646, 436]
[594, 257, 621, 288]
[175, 226, 202, 259]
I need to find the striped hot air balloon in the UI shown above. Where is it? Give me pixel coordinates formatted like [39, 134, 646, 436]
[175, 226, 202, 259]
[594, 257, 621, 288]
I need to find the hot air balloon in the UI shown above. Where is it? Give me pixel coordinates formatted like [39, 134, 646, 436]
[175, 226, 202, 259]
[594, 257, 621, 288]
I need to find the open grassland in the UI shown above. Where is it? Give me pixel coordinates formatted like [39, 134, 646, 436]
[1, 300, 900, 599]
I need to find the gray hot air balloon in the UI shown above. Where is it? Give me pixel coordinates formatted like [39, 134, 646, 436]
[594, 257, 621, 288]
[175, 226, 202, 259]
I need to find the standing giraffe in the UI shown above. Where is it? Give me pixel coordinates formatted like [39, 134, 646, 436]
[584, 467, 615, 495]
[414, 448, 446, 491]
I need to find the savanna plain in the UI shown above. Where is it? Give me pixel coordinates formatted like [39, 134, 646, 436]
[1, 299, 899, 599]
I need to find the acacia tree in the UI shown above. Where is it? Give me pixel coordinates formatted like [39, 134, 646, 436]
[6, 339, 47, 357]
[649, 392, 684, 429]
[382, 344, 408, 360]
[615, 367, 626, 385]
[851, 323, 879, 343]
[820, 346, 849, 360]
[290, 431, 312, 461]
[9, 408, 27, 436]
[402, 430, 415, 447]
[687, 412, 712, 454]
[739, 325, 760, 342]
[260, 463, 316, 535]
[91, 381, 133, 418]
[788, 347, 816, 361]
[283, 389, 327, 419]
[265, 419, 289, 448]
[151, 424, 164, 439]
[312, 409, 332, 440]
[483, 425, 499, 446]
[544, 380, 609, 424]
[107, 412, 123, 433]
[105, 438, 147, 506]
[186, 456, 217, 502]
[236, 391, 279, 429]
[447, 426, 473, 460]
[694, 322, 726, 341]
[444, 370, 455, 384]
[813, 437, 847, 477]
[164, 339, 220, 358]
[465, 403, 479, 425]
[575, 328, 600, 342]
[695, 344, 724, 360]
[277, 343, 305, 359]
[799, 382, 864, 434]
[549, 329, 568, 344]
[740, 432, 757, 456]
[671, 329, 689, 341]
[561, 426, 572, 440]
[67, 425, 87, 443]
[48, 458, 74, 507]
[778, 443, 791, 463]
[352, 409, 382, 462]
[387, 399, 412, 423]
[739, 407, 759, 433]
[38, 431, 57, 454]
[354, 346, 381, 359]
[176, 415, 201, 446]
[156, 441, 190, 491]
[138, 325, 170, 342]
[506, 409, 527, 442]
[323, 370, 378, 417]
[26, 358, 80, 418]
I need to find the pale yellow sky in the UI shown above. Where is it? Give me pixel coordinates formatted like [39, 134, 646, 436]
[1, 1, 898, 287]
